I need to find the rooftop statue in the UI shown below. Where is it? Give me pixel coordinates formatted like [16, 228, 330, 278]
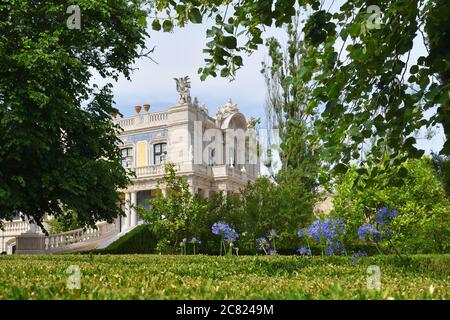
[174, 76, 192, 104]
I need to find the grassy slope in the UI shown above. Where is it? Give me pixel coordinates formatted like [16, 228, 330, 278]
[93, 224, 157, 254]
[0, 254, 448, 299]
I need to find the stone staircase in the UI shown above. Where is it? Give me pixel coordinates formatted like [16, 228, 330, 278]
[15, 221, 124, 254]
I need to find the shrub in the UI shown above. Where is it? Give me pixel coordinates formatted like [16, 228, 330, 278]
[94, 224, 157, 254]
[332, 157, 450, 254]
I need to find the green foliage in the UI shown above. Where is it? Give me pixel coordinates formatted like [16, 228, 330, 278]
[332, 157, 450, 253]
[261, 13, 323, 188]
[149, 0, 449, 165]
[0, 0, 149, 233]
[46, 211, 83, 235]
[138, 164, 207, 254]
[0, 254, 448, 299]
[94, 224, 157, 254]
[138, 165, 316, 254]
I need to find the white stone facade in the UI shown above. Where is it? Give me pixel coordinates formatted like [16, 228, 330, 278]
[115, 80, 260, 232]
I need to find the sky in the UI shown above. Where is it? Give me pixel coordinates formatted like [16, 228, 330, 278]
[103, 23, 284, 121]
[94, 6, 445, 157]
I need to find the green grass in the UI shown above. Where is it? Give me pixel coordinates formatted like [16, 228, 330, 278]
[0, 254, 448, 299]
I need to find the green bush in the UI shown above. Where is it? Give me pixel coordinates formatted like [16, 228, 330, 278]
[137, 164, 317, 255]
[93, 224, 157, 254]
[331, 157, 450, 254]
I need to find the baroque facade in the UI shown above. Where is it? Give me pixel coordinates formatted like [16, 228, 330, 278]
[114, 76, 259, 232]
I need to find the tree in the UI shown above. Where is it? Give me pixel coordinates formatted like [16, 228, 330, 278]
[149, 0, 449, 162]
[138, 163, 207, 253]
[261, 12, 323, 192]
[0, 1, 149, 233]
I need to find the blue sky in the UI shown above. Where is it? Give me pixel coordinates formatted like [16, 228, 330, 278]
[104, 23, 284, 120]
[96, 12, 445, 156]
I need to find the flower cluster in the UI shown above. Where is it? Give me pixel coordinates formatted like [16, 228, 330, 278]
[325, 241, 346, 256]
[256, 229, 279, 255]
[296, 246, 312, 256]
[350, 250, 368, 265]
[211, 221, 229, 235]
[358, 223, 381, 241]
[211, 221, 238, 255]
[224, 228, 239, 245]
[297, 218, 347, 256]
[189, 237, 201, 245]
[256, 237, 270, 253]
[375, 207, 399, 225]
[306, 218, 346, 242]
[358, 207, 399, 243]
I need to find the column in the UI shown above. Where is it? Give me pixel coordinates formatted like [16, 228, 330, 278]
[161, 188, 168, 198]
[131, 192, 137, 227]
[124, 192, 131, 230]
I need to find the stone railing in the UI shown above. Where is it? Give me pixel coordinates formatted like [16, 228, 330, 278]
[134, 164, 166, 177]
[132, 162, 255, 181]
[1, 220, 30, 236]
[116, 111, 168, 130]
[15, 221, 118, 254]
[44, 222, 117, 252]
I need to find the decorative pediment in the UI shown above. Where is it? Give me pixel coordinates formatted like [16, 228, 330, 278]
[215, 98, 241, 127]
[216, 98, 240, 119]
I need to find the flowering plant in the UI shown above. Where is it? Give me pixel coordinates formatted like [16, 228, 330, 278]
[179, 238, 187, 255]
[212, 221, 238, 255]
[189, 237, 201, 255]
[357, 206, 400, 256]
[298, 218, 347, 256]
[256, 229, 279, 255]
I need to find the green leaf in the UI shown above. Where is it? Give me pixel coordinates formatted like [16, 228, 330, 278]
[222, 36, 237, 49]
[333, 163, 348, 174]
[189, 8, 202, 24]
[152, 19, 161, 31]
[163, 20, 173, 32]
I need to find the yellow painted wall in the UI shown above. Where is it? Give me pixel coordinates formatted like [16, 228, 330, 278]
[136, 141, 148, 167]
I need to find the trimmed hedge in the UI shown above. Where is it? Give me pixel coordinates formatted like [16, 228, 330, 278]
[92, 224, 157, 254]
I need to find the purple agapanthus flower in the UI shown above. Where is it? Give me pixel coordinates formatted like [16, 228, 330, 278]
[358, 223, 381, 241]
[297, 228, 305, 238]
[307, 218, 347, 242]
[223, 228, 238, 244]
[256, 237, 270, 252]
[297, 246, 312, 256]
[211, 221, 230, 235]
[375, 207, 399, 225]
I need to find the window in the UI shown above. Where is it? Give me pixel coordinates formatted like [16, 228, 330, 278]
[154, 143, 167, 164]
[121, 147, 133, 168]
[208, 148, 216, 166]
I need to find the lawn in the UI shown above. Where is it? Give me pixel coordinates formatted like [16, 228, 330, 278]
[0, 254, 448, 299]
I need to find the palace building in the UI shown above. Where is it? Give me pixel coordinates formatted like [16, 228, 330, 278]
[115, 76, 260, 232]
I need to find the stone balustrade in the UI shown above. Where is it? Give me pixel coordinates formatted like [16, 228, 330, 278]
[116, 111, 168, 130]
[132, 162, 253, 180]
[134, 164, 167, 177]
[44, 222, 117, 251]
[1, 220, 30, 235]
[16, 221, 118, 254]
